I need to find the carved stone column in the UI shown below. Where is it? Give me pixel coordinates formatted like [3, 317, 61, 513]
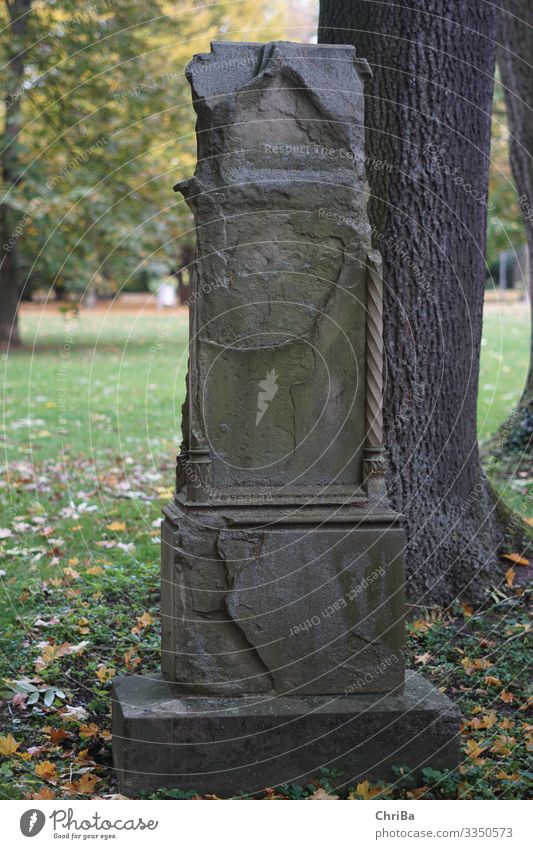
[112, 41, 460, 796]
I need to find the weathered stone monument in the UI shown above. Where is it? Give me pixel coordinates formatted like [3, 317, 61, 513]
[112, 41, 460, 796]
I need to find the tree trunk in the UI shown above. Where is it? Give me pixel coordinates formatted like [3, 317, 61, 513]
[0, 0, 32, 348]
[319, 0, 504, 602]
[497, 1, 533, 453]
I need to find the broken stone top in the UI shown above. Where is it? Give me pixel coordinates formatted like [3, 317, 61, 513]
[178, 41, 372, 196]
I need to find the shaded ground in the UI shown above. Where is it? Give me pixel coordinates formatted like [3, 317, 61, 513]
[0, 303, 531, 800]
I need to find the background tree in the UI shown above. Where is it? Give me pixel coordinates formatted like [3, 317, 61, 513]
[497, 0, 533, 452]
[0, 0, 286, 341]
[1, 0, 32, 347]
[319, 0, 505, 602]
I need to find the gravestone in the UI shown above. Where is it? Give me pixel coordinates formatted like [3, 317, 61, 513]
[112, 41, 460, 796]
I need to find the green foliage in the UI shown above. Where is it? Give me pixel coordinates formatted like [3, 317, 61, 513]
[1, 0, 287, 300]
[487, 75, 525, 268]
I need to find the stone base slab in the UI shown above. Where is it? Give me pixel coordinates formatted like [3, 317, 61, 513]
[112, 671, 461, 797]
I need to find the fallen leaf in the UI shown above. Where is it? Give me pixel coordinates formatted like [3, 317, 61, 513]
[0, 734, 20, 755]
[415, 652, 432, 666]
[500, 690, 514, 704]
[461, 657, 492, 675]
[502, 553, 529, 566]
[484, 675, 502, 687]
[140, 610, 153, 627]
[124, 648, 141, 671]
[351, 780, 386, 800]
[308, 787, 339, 800]
[35, 760, 57, 783]
[490, 736, 514, 756]
[78, 723, 99, 739]
[86, 566, 104, 576]
[407, 786, 429, 799]
[27, 745, 48, 758]
[411, 619, 431, 633]
[28, 788, 56, 800]
[96, 665, 116, 683]
[107, 521, 126, 532]
[465, 739, 487, 764]
[496, 771, 521, 781]
[49, 728, 72, 744]
[470, 712, 497, 730]
[74, 773, 101, 795]
[505, 567, 516, 588]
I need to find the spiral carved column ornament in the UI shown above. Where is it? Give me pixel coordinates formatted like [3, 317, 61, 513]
[364, 250, 387, 497]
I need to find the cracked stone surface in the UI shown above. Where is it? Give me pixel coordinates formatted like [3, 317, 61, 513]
[160, 42, 406, 697]
[175, 41, 373, 490]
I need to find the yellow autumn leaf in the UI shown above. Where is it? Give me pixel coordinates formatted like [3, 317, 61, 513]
[0, 734, 20, 756]
[136, 611, 153, 629]
[500, 690, 514, 704]
[465, 739, 487, 762]
[505, 567, 516, 588]
[68, 557, 79, 567]
[107, 521, 126, 532]
[411, 619, 431, 633]
[76, 773, 100, 795]
[86, 566, 104, 576]
[470, 712, 497, 730]
[496, 771, 521, 781]
[490, 736, 514, 756]
[351, 780, 386, 800]
[96, 665, 116, 683]
[35, 760, 57, 782]
[502, 552, 529, 566]
[78, 723, 99, 739]
[461, 657, 492, 675]
[484, 675, 502, 687]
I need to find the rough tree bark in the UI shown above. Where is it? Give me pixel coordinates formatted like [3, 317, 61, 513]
[0, 0, 32, 347]
[498, 1, 533, 453]
[319, 0, 504, 602]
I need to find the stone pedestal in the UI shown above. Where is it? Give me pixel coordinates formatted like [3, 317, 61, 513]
[112, 40, 460, 796]
[112, 672, 460, 796]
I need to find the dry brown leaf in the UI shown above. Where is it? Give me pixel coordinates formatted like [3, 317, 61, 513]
[308, 787, 339, 800]
[28, 788, 56, 800]
[415, 652, 432, 666]
[500, 690, 514, 704]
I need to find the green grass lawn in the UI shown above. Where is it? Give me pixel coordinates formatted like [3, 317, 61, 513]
[478, 299, 530, 440]
[0, 302, 530, 800]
